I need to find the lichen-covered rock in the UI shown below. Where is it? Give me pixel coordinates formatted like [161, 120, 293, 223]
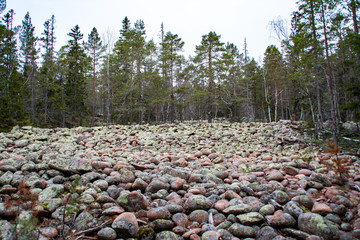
[266, 211, 296, 228]
[237, 212, 265, 226]
[73, 211, 97, 231]
[155, 230, 181, 240]
[117, 191, 147, 212]
[228, 223, 257, 238]
[298, 213, 339, 240]
[0, 220, 13, 240]
[47, 155, 92, 173]
[185, 195, 213, 210]
[256, 226, 278, 240]
[111, 212, 139, 238]
[97, 227, 117, 240]
[223, 204, 252, 215]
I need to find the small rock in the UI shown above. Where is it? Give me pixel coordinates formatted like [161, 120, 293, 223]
[272, 190, 290, 204]
[117, 191, 147, 212]
[266, 171, 284, 181]
[266, 210, 296, 228]
[298, 213, 339, 240]
[150, 219, 175, 231]
[73, 211, 97, 231]
[146, 179, 170, 193]
[214, 200, 230, 212]
[259, 204, 275, 216]
[312, 202, 333, 215]
[173, 212, 188, 227]
[201, 230, 221, 240]
[236, 212, 264, 225]
[185, 195, 213, 210]
[223, 204, 252, 215]
[228, 223, 256, 238]
[256, 226, 278, 240]
[97, 227, 117, 240]
[156, 230, 180, 240]
[147, 207, 172, 220]
[111, 212, 139, 238]
[189, 210, 209, 224]
[283, 201, 304, 219]
[39, 227, 58, 238]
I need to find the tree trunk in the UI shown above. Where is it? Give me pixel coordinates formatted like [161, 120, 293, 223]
[321, 0, 338, 146]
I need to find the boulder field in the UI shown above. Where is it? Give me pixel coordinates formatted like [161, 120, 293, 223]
[0, 121, 359, 239]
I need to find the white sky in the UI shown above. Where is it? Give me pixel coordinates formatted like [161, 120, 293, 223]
[6, 0, 297, 60]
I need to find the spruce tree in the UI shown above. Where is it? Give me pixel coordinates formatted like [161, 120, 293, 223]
[39, 15, 56, 126]
[19, 12, 38, 124]
[0, 9, 28, 131]
[64, 25, 89, 126]
[85, 27, 106, 126]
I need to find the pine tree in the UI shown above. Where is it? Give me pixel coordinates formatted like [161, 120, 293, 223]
[194, 31, 225, 123]
[85, 27, 106, 126]
[160, 31, 184, 122]
[19, 12, 38, 124]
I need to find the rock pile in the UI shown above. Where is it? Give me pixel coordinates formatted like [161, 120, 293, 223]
[0, 121, 359, 239]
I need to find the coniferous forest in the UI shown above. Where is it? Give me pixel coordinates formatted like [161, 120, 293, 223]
[0, 0, 359, 144]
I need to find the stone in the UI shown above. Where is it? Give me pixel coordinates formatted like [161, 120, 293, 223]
[201, 230, 221, 240]
[310, 172, 331, 187]
[266, 210, 296, 228]
[228, 223, 257, 238]
[73, 211, 97, 231]
[150, 219, 175, 231]
[214, 200, 230, 211]
[0, 220, 14, 240]
[146, 179, 170, 193]
[93, 179, 109, 191]
[284, 201, 305, 219]
[243, 196, 264, 212]
[266, 170, 284, 181]
[259, 204, 275, 216]
[156, 230, 180, 240]
[223, 204, 252, 215]
[280, 228, 310, 239]
[185, 195, 213, 210]
[236, 212, 265, 225]
[272, 190, 290, 204]
[117, 191, 147, 212]
[256, 226, 278, 240]
[111, 212, 139, 238]
[298, 213, 339, 240]
[283, 166, 299, 176]
[217, 229, 236, 240]
[312, 202, 333, 215]
[102, 206, 125, 216]
[147, 207, 172, 220]
[292, 195, 314, 210]
[173, 212, 188, 228]
[189, 210, 209, 224]
[97, 227, 117, 240]
[132, 178, 148, 191]
[47, 155, 92, 174]
[331, 195, 353, 208]
[38, 184, 64, 201]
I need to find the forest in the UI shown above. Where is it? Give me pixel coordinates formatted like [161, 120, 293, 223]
[0, 0, 359, 146]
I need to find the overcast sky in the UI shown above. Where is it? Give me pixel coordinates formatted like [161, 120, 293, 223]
[6, 0, 297, 60]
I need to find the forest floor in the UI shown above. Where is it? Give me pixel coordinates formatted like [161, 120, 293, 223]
[0, 120, 359, 239]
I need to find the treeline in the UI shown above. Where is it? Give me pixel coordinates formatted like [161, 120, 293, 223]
[0, 1, 359, 142]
